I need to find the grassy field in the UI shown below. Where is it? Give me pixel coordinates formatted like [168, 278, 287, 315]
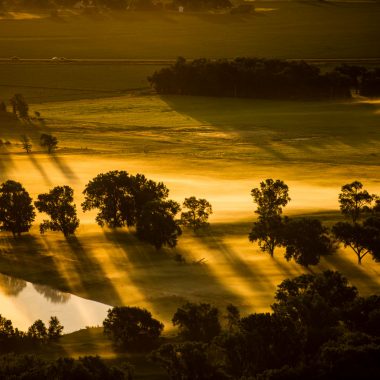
[0, 2, 379, 60]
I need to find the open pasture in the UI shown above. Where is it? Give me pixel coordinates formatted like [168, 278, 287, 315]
[0, 2, 379, 60]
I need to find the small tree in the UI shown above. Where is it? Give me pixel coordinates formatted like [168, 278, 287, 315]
[136, 200, 182, 250]
[180, 196, 213, 231]
[48, 316, 64, 340]
[103, 306, 164, 350]
[27, 320, 48, 341]
[40, 133, 58, 154]
[249, 179, 290, 257]
[172, 302, 221, 342]
[338, 181, 374, 223]
[282, 218, 335, 267]
[0, 101, 6, 112]
[20, 135, 32, 153]
[0, 180, 35, 236]
[10, 94, 29, 119]
[34, 186, 79, 237]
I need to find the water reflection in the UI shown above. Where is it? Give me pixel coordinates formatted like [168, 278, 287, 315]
[33, 284, 71, 304]
[0, 273, 26, 296]
[0, 273, 111, 333]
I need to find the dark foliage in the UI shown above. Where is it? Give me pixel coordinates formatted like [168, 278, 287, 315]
[103, 306, 164, 350]
[0, 180, 35, 236]
[35, 186, 79, 236]
[40, 133, 58, 154]
[180, 196, 212, 231]
[149, 57, 351, 100]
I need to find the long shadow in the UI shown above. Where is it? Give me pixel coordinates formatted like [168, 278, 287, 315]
[63, 235, 122, 305]
[103, 230, 249, 322]
[27, 153, 52, 185]
[49, 154, 79, 183]
[0, 148, 15, 181]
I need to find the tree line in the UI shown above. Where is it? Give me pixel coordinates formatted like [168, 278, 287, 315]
[148, 57, 354, 100]
[1, 172, 379, 264]
[149, 58, 380, 99]
[249, 179, 380, 266]
[101, 270, 380, 379]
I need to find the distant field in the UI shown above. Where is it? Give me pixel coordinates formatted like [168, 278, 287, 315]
[0, 2, 379, 60]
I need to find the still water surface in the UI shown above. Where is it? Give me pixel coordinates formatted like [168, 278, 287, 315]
[0, 273, 111, 333]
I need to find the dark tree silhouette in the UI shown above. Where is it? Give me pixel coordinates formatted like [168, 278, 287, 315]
[35, 186, 79, 237]
[103, 306, 164, 350]
[27, 320, 48, 341]
[136, 200, 182, 250]
[172, 302, 221, 342]
[9, 94, 29, 119]
[40, 133, 58, 154]
[282, 218, 335, 267]
[338, 181, 374, 223]
[333, 220, 380, 264]
[0, 180, 35, 236]
[20, 135, 32, 153]
[47, 316, 63, 340]
[180, 196, 213, 231]
[249, 179, 290, 257]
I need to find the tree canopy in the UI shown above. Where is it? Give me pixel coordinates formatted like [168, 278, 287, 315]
[180, 196, 212, 231]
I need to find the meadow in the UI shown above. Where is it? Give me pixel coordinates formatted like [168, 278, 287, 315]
[0, 2, 380, 376]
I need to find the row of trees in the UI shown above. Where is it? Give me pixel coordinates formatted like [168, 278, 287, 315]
[0, 172, 212, 249]
[249, 179, 380, 266]
[148, 57, 352, 100]
[0, 314, 63, 351]
[102, 270, 380, 379]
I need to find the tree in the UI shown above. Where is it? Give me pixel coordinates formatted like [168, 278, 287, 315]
[332, 221, 380, 264]
[82, 170, 134, 228]
[282, 218, 335, 267]
[20, 135, 32, 153]
[251, 179, 290, 218]
[0, 101, 6, 112]
[103, 306, 164, 350]
[136, 200, 182, 250]
[180, 196, 213, 231]
[172, 302, 221, 342]
[48, 316, 64, 340]
[34, 186, 79, 237]
[0, 180, 35, 236]
[40, 133, 58, 154]
[9, 94, 29, 119]
[338, 181, 374, 223]
[249, 179, 290, 257]
[249, 214, 284, 257]
[27, 320, 48, 341]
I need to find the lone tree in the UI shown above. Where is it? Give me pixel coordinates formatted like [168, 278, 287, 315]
[20, 135, 32, 153]
[249, 179, 290, 257]
[9, 94, 29, 119]
[338, 181, 374, 223]
[282, 218, 335, 267]
[180, 196, 213, 231]
[0, 180, 35, 237]
[172, 302, 221, 342]
[34, 186, 79, 237]
[136, 200, 182, 250]
[40, 133, 58, 154]
[103, 306, 164, 350]
[47, 316, 64, 340]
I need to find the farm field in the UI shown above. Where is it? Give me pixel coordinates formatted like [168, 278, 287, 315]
[0, 2, 380, 60]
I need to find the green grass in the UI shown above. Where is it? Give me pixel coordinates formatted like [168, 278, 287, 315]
[0, 2, 379, 60]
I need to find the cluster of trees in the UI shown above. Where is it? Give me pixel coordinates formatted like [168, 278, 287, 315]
[0, 171, 212, 249]
[0, 314, 63, 353]
[148, 57, 352, 100]
[249, 179, 380, 266]
[102, 271, 380, 379]
[0, 354, 132, 379]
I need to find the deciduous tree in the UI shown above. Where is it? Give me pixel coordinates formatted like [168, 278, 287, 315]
[180, 196, 212, 231]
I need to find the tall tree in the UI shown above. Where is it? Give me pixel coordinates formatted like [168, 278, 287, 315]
[338, 181, 374, 223]
[34, 186, 79, 237]
[180, 196, 213, 231]
[0, 180, 35, 236]
[9, 94, 29, 119]
[136, 200, 182, 250]
[249, 179, 290, 257]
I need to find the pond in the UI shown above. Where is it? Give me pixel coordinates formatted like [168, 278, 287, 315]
[0, 273, 111, 333]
